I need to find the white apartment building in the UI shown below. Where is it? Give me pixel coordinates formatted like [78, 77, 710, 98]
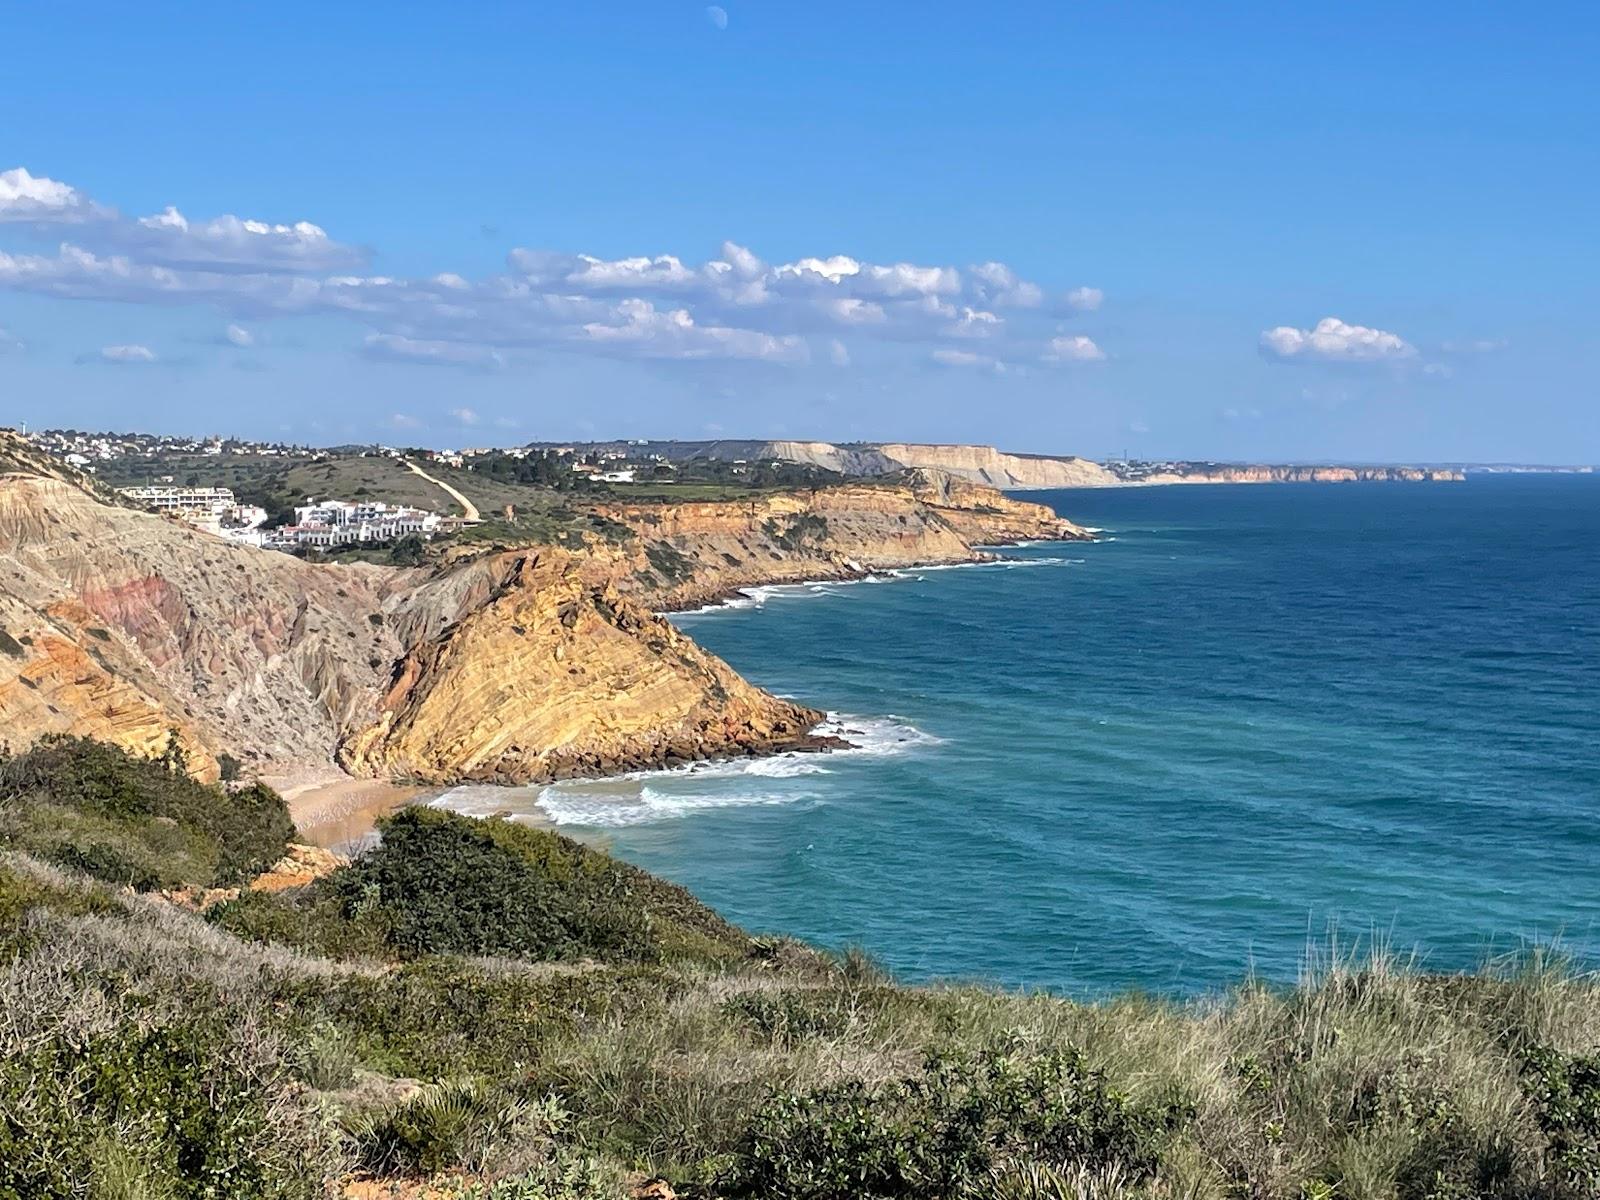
[119, 485, 236, 515]
[292, 500, 440, 533]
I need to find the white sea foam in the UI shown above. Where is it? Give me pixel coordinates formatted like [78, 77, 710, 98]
[673, 552, 1086, 619]
[812, 712, 946, 757]
[537, 784, 814, 829]
[427, 783, 546, 818]
[503, 712, 943, 828]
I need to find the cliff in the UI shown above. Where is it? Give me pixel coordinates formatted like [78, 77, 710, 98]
[0, 441, 1081, 786]
[751, 440, 1119, 488]
[0, 461, 817, 786]
[0, 473, 400, 781]
[593, 476, 1090, 611]
[689, 440, 1465, 489]
[1121, 463, 1465, 484]
[339, 548, 823, 784]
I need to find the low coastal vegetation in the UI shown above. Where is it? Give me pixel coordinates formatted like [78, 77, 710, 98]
[2, 739, 1598, 1199]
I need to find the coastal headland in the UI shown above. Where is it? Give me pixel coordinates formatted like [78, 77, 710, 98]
[0, 432, 1085, 796]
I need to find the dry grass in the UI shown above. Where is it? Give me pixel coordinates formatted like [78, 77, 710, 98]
[4, 845, 1597, 1199]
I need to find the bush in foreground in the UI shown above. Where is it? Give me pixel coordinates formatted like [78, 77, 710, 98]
[211, 805, 762, 968]
[0, 734, 292, 890]
[3, 739, 1600, 1199]
[721, 1039, 1184, 1199]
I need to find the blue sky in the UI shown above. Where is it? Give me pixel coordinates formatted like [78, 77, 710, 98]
[2, 2, 1595, 462]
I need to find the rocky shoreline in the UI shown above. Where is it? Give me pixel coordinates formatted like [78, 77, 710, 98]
[0, 442, 1079, 795]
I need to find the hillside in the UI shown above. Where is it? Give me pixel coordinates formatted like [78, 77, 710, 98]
[592, 475, 1089, 611]
[529, 440, 1466, 490]
[3, 737, 1598, 1200]
[0, 433, 1083, 786]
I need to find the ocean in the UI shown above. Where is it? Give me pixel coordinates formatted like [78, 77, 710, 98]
[438, 476, 1600, 996]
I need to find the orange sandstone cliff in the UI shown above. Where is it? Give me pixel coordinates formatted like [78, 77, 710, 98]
[0, 443, 1082, 785]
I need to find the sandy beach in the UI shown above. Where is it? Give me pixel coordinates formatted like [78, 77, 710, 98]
[263, 769, 433, 851]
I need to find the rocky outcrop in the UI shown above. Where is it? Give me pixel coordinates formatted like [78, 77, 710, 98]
[340, 549, 822, 784]
[0, 436, 1085, 788]
[904, 469, 1094, 544]
[594, 478, 1090, 611]
[0, 456, 840, 786]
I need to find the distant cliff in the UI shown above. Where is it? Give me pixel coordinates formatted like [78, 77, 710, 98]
[593, 475, 1090, 612]
[1110, 462, 1465, 485]
[734, 441, 1120, 488]
[671, 439, 1464, 489]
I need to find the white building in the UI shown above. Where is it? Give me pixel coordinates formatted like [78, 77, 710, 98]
[119, 485, 236, 515]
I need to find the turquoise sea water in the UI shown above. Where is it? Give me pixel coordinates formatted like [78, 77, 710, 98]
[444, 477, 1600, 996]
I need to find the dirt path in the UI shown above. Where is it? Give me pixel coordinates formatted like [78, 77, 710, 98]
[404, 458, 481, 522]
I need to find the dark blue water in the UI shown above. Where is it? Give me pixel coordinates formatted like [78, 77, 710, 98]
[522, 478, 1600, 995]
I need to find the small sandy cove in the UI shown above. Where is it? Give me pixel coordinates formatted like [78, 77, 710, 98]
[262, 769, 432, 851]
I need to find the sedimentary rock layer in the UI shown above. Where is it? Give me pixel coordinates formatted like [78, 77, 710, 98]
[593, 475, 1091, 611]
[0, 443, 1079, 785]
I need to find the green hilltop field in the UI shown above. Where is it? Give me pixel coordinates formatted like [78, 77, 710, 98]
[2, 737, 1598, 1200]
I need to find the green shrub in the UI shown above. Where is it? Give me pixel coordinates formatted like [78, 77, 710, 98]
[206, 884, 395, 959]
[644, 540, 693, 583]
[720, 1038, 1186, 1200]
[289, 956, 670, 1080]
[345, 1081, 531, 1176]
[761, 513, 830, 551]
[0, 861, 120, 945]
[721, 988, 858, 1046]
[0, 1017, 319, 1200]
[436, 1154, 619, 1199]
[1523, 1046, 1600, 1195]
[330, 807, 750, 965]
[0, 736, 293, 889]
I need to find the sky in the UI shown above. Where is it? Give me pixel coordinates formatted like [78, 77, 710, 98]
[2, 2, 1596, 463]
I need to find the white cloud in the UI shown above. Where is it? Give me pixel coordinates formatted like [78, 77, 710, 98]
[450, 406, 480, 425]
[931, 348, 1006, 372]
[362, 334, 505, 370]
[0, 167, 1107, 374]
[0, 167, 105, 223]
[1042, 334, 1105, 363]
[578, 298, 809, 363]
[970, 262, 1043, 308]
[819, 297, 887, 325]
[1065, 286, 1103, 312]
[224, 323, 254, 347]
[123, 207, 363, 272]
[389, 412, 421, 430]
[946, 307, 1002, 338]
[706, 5, 728, 29]
[0, 166, 362, 272]
[94, 343, 157, 364]
[1260, 317, 1415, 364]
[827, 339, 850, 366]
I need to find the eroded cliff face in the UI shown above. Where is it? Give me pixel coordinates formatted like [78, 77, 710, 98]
[7, 462, 1077, 785]
[594, 477, 1090, 610]
[735, 441, 1466, 489]
[754, 441, 1118, 489]
[0, 474, 401, 780]
[340, 549, 822, 783]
